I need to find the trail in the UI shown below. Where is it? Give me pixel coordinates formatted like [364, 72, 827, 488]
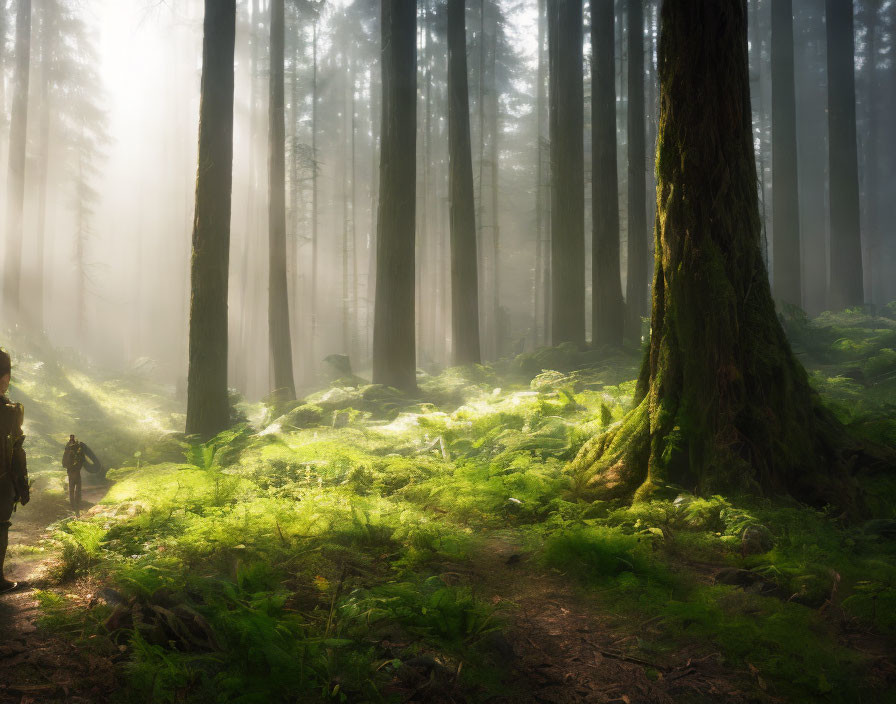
[0, 481, 117, 704]
[464, 533, 753, 704]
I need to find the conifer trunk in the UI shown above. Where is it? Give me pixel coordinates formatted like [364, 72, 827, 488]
[3, 0, 31, 317]
[547, 0, 585, 347]
[591, 0, 624, 348]
[186, 0, 236, 437]
[825, 0, 864, 310]
[624, 0, 647, 342]
[568, 0, 867, 509]
[771, 0, 801, 307]
[267, 0, 296, 401]
[372, 0, 416, 391]
[447, 0, 481, 365]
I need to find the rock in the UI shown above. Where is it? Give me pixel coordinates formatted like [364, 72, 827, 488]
[741, 524, 774, 555]
[332, 409, 352, 429]
[278, 403, 324, 429]
[324, 354, 353, 377]
[530, 370, 570, 392]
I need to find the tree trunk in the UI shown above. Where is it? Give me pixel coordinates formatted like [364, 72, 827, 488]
[310, 18, 319, 378]
[372, 0, 416, 391]
[447, 0, 481, 365]
[489, 15, 500, 357]
[267, 0, 296, 401]
[625, 0, 647, 342]
[186, 0, 236, 437]
[3, 0, 31, 318]
[771, 0, 801, 307]
[548, 0, 585, 347]
[591, 0, 624, 348]
[535, 0, 549, 346]
[568, 0, 866, 510]
[826, 0, 864, 310]
[34, 3, 52, 332]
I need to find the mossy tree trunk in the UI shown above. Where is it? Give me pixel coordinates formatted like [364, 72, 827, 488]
[568, 0, 866, 508]
[186, 0, 236, 438]
[447, 0, 481, 365]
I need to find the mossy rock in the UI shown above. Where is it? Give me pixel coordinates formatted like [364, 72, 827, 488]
[277, 404, 325, 429]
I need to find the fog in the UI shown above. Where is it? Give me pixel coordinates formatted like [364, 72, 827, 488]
[1, 0, 893, 401]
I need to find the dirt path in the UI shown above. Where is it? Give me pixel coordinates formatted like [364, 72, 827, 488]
[463, 533, 755, 704]
[0, 483, 118, 704]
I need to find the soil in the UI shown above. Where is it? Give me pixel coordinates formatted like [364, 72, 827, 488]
[0, 482, 118, 704]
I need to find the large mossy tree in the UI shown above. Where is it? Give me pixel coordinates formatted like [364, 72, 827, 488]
[568, 0, 869, 508]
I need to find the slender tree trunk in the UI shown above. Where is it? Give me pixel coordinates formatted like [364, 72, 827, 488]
[372, 0, 416, 391]
[592, 0, 624, 347]
[267, 0, 296, 400]
[350, 44, 359, 363]
[826, 0, 864, 310]
[489, 15, 500, 357]
[548, 0, 585, 347]
[569, 0, 867, 509]
[771, 0, 801, 307]
[186, 0, 236, 437]
[447, 0, 481, 365]
[3, 0, 31, 317]
[534, 0, 546, 347]
[34, 4, 52, 332]
[310, 18, 319, 376]
[477, 0, 487, 344]
[625, 0, 647, 342]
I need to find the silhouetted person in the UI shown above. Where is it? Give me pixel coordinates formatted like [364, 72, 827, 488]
[62, 434, 84, 516]
[0, 349, 30, 593]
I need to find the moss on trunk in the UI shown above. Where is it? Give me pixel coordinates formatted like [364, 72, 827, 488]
[568, 0, 881, 510]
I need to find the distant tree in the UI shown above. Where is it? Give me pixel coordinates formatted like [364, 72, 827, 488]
[268, 0, 297, 401]
[547, 0, 585, 347]
[625, 0, 647, 343]
[591, 0, 624, 347]
[447, 0, 481, 365]
[372, 0, 416, 391]
[826, 0, 864, 310]
[771, 0, 801, 307]
[3, 0, 31, 317]
[568, 0, 867, 510]
[186, 0, 236, 437]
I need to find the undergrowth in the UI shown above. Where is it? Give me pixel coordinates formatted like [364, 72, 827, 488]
[9, 306, 895, 702]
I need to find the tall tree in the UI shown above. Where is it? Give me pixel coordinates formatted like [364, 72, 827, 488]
[591, 0, 624, 347]
[547, 0, 585, 347]
[625, 0, 647, 342]
[3, 0, 31, 317]
[447, 0, 481, 365]
[826, 0, 863, 310]
[568, 0, 865, 509]
[372, 0, 416, 391]
[186, 0, 236, 437]
[771, 0, 801, 307]
[268, 0, 297, 400]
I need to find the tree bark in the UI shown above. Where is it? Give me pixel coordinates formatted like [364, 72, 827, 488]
[591, 0, 624, 348]
[3, 0, 31, 318]
[186, 0, 236, 437]
[267, 0, 296, 401]
[826, 0, 864, 310]
[447, 0, 481, 365]
[34, 3, 52, 332]
[568, 0, 866, 509]
[625, 0, 647, 342]
[548, 0, 585, 347]
[771, 0, 801, 307]
[372, 0, 417, 391]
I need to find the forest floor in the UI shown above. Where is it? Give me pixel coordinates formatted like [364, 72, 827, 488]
[0, 307, 894, 703]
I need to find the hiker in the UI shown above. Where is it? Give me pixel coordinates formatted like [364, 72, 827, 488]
[63, 435, 85, 515]
[0, 349, 30, 593]
[62, 436, 103, 517]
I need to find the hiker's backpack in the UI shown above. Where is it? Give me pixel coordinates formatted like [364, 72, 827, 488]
[62, 442, 84, 471]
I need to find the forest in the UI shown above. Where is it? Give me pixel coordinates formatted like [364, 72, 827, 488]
[0, 0, 894, 702]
